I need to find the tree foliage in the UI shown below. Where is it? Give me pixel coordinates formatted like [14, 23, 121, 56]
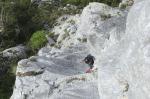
[61, 0, 121, 7]
[0, 0, 43, 48]
[0, 0, 121, 49]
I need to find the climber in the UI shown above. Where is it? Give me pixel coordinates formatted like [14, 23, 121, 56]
[81, 54, 95, 73]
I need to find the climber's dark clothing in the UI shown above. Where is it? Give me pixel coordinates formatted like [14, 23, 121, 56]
[83, 54, 95, 69]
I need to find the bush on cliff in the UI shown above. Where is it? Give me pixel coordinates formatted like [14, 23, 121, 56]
[61, 0, 121, 7]
[28, 30, 47, 52]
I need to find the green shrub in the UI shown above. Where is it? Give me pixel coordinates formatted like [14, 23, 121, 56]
[61, 0, 81, 6]
[82, 38, 87, 42]
[77, 37, 87, 43]
[0, 72, 16, 99]
[101, 14, 111, 21]
[0, 57, 16, 99]
[60, 29, 70, 40]
[54, 44, 61, 49]
[61, 0, 121, 7]
[68, 19, 76, 24]
[119, 3, 127, 9]
[77, 38, 82, 42]
[48, 32, 55, 38]
[28, 30, 47, 52]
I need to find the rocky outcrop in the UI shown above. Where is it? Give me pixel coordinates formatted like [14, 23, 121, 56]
[77, 2, 127, 56]
[0, 45, 28, 76]
[82, 1, 150, 99]
[11, 2, 128, 99]
[11, 0, 150, 99]
[2, 45, 28, 60]
[77, 3, 127, 98]
[10, 43, 100, 99]
[51, 15, 80, 48]
[11, 10, 99, 98]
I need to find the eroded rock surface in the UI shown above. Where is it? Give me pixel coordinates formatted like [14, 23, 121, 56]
[11, 1, 150, 99]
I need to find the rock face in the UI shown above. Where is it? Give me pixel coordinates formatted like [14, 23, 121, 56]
[82, 1, 150, 99]
[51, 15, 80, 48]
[11, 44, 99, 99]
[11, 10, 99, 99]
[11, 2, 126, 99]
[77, 2, 127, 53]
[11, 1, 150, 99]
[78, 2, 127, 98]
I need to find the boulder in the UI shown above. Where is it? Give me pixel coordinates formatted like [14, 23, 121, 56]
[2, 45, 28, 60]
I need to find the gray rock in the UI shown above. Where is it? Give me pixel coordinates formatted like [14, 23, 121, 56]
[0, 45, 29, 76]
[11, 1, 150, 98]
[10, 43, 99, 99]
[2, 45, 28, 60]
[82, 1, 150, 99]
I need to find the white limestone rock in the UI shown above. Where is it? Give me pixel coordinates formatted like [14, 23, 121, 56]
[10, 42, 100, 99]
[51, 15, 81, 48]
[78, 2, 127, 56]
[83, 1, 150, 99]
[11, 0, 150, 99]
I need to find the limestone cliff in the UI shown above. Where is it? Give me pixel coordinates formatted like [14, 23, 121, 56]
[11, 1, 150, 99]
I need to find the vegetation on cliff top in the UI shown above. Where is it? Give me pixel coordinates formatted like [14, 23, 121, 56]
[0, 0, 121, 50]
[28, 30, 47, 52]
